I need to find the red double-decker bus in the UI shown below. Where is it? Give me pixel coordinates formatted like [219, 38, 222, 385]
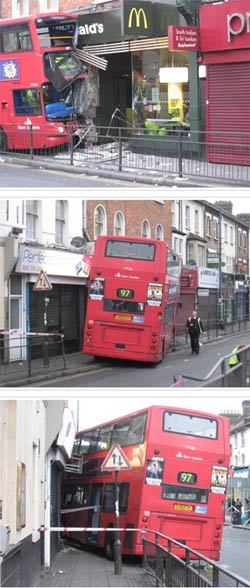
[61, 404, 230, 560]
[82, 235, 181, 363]
[0, 12, 85, 150]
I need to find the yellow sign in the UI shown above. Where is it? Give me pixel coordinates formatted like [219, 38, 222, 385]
[174, 504, 193, 511]
[128, 7, 148, 29]
[114, 314, 132, 321]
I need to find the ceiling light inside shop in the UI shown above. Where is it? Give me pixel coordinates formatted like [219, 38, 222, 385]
[159, 67, 189, 83]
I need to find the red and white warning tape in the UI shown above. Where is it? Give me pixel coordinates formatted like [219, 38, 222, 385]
[40, 527, 142, 533]
[0, 331, 64, 337]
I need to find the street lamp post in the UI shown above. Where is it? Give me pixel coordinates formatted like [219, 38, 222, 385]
[218, 206, 223, 324]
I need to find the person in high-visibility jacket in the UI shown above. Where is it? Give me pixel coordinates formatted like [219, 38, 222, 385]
[228, 344, 246, 368]
[186, 310, 204, 355]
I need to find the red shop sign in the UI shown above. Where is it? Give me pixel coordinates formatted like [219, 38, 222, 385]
[168, 25, 200, 52]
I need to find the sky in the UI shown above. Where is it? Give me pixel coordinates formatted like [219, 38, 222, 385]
[68, 391, 249, 431]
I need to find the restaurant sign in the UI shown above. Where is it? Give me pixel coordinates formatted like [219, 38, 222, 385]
[168, 25, 200, 51]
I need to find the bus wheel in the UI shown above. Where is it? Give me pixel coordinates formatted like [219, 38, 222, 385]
[104, 531, 114, 560]
[0, 130, 7, 152]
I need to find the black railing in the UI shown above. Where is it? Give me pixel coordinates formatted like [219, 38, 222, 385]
[0, 333, 66, 386]
[142, 529, 250, 587]
[173, 343, 250, 388]
[1, 123, 249, 184]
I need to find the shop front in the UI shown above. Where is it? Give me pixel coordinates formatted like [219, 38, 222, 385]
[77, 1, 194, 133]
[199, 0, 250, 165]
[197, 268, 219, 326]
[13, 244, 89, 355]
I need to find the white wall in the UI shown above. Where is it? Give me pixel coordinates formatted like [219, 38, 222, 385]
[0, 400, 46, 546]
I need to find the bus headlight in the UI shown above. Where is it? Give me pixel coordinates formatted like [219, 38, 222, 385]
[57, 126, 65, 134]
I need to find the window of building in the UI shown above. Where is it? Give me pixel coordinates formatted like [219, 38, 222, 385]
[26, 200, 38, 240]
[213, 218, 218, 240]
[114, 211, 125, 236]
[94, 205, 106, 239]
[206, 215, 211, 237]
[234, 433, 238, 449]
[187, 242, 194, 264]
[131, 49, 189, 127]
[174, 237, 178, 253]
[178, 239, 183, 256]
[185, 206, 190, 229]
[39, 0, 59, 11]
[141, 219, 151, 238]
[55, 200, 65, 244]
[241, 431, 245, 447]
[230, 226, 234, 246]
[13, 0, 29, 17]
[242, 454, 245, 466]
[155, 224, 163, 240]
[242, 231, 247, 249]
[197, 244, 205, 268]
[195, 210, 199, 234]
[224, 223, 228, 243]
[171, 201, 175, 228]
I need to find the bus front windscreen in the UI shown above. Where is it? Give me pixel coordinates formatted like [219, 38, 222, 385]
[43, 51, 85, 91]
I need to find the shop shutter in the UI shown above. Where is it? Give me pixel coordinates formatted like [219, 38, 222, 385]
[50, 463, 61, 563]
[207, 62, 250, 165]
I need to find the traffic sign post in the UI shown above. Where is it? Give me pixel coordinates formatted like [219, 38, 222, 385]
[33, 271, 53, 365]
[101, 444, 131, 575]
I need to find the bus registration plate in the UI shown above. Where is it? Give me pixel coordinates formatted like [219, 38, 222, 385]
[114, 314, 132, 321]
[174, 504, 194, 511]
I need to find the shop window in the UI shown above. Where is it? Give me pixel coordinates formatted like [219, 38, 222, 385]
[155, 224, 163, 240]
[94, 205, 107, 239]
[114, 211, 125, 236]
[55, 200, 65, 244]
[131, 49, 189, 128]
[141, 219, 150, 238]
[9, 275, 23, 330]
[26, 200, 38, 240]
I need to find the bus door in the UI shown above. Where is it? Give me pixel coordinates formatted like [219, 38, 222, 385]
[87, 484, 103, 543]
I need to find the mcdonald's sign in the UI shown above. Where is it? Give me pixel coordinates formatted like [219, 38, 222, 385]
[128, 7, 148, 29]
[122, 0, 153, 37]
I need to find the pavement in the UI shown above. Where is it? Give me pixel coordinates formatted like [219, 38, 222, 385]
[39, 544, 154, 587]
[2, 149, 250, 187]
[1, 326, 249, 387]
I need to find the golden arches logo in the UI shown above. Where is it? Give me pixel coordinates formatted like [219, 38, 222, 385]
[128, 7, 148, 29]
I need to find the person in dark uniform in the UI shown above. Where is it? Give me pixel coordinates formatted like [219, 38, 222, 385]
[186, 310, 204, 355]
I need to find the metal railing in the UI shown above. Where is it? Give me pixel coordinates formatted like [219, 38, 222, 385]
[142, 529, 250, 587]
[0, 332, 66, 386]
[173, 344, 250, 388]
[174, 316, 250, 347]
[1, 122, 249, 184]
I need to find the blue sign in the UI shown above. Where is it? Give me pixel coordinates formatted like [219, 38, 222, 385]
[0, 58, 20, 81]
[195, 506, 207, 514]
[132, 316, 144, 323]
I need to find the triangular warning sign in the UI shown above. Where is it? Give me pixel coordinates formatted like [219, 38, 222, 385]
[33, 270, 52, 291]
[101, 443, 132, 471]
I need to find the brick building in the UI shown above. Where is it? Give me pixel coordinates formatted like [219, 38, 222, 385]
[86, 199, 172, 244]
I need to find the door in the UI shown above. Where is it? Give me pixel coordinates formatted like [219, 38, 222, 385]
[8, 275, 24, 361]
[87, 484, 103, 543]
